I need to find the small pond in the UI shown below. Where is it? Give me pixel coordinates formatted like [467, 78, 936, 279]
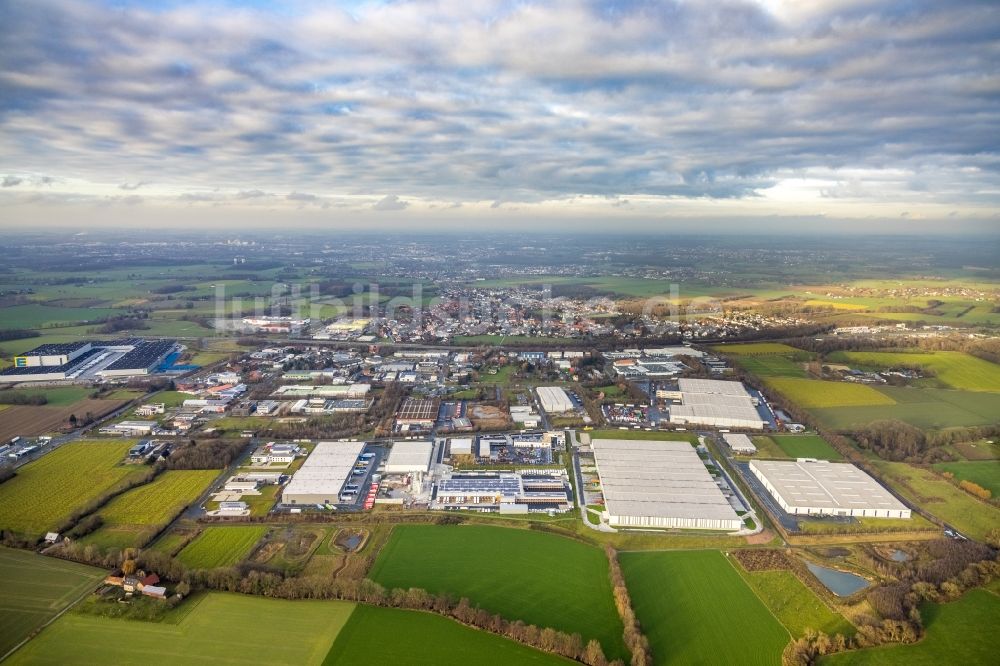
[336, 532, 364, 552]
[890, 549, 911, 562]
[806, 562, 870, 597]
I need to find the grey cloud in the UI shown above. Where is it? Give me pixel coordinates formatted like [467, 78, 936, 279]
[119, 180, 149, 190]
[2, 176, 22, 187]
[286, 192, 317, 201]
[373, 194, 407, 211]
[0, 0, 995, 212]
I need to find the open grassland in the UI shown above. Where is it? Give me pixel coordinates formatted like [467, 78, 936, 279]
[751, 435, 793, 459]
[737, 355, 809, 378]
[737, 567, 854, 638]
[0, 548, 105, 658]
[324, 604, 568, 666]
[620, 550, 789, 665]
[83, 470, 219, 549]
[8, 592, 354, 666]
[713, 342, 805, 355]
[0, 398, 129, 441]
[822, 589, 999, 666]
[766, 378, 896, 408]
[831, 351, 1000, 392]
[1, 387, 93, 406]
[870, 461, 1000, 541]
[588, 429, 697, 444]
[952, 439, 1000, 460]
[770, 435, 845, 460]
[0, 304, 125, 329]
[177, 526, 269, 569]
[0, 441, 139, 535]
[930, 461, 1000, 496]
[369, 524, 626, 661]
[812, 387, 1000, 430]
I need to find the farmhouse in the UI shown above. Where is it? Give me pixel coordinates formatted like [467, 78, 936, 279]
[749, 459, 912, 519]
[591, 438, 743, 531]
[723, 433, 757, 454]
[282, 440, 366, 505]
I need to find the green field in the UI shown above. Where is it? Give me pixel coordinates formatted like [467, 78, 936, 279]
[177, 526, 269, 569]
[738, 355, 809, 378]
[738, 568, 854, 638]
[8, 592, 354, 665]
[769, 435, 844, 461]
[0, 304, 125, 329]
[812, 387, 1000, 430]
[83, 470, 219, 549]
[931, 461, 1000, 496]
[871, 461, 1000, 541]
[0, 441, 139, 535]
[831, 351, 1000, 392]
[1, 387, 93, 406]
[766, 378, 896, 408]
[369, 525, 626, 660]
[0, 548, 106, 658]
[324, 604, 568, 665]
[620, 550, 789, 665]
[713, 343, 804, 356]
[822, 589, 999, 666]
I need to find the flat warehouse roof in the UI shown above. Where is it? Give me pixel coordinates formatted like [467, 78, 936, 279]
[591, 438, 740, 524]
[750, 459, 909, 512]
[283, 441, 365, 499]
[386, 440, 433, 469]
[677, 378, 751, 397]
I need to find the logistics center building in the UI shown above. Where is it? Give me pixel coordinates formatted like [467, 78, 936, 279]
[536, 386, 574, 413]
[591, 438, 743, 531]
[282, 441, 366, 505]
[668, 378, 766, 430]
[749, 459, 911, 519]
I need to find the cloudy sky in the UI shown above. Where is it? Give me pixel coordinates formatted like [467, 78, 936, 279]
[1, 0, 998, 232]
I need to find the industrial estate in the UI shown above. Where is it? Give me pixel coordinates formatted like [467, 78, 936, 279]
[0, 233, 998, 666]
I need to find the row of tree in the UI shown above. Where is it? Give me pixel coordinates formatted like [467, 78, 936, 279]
[605, 545, 653, 666]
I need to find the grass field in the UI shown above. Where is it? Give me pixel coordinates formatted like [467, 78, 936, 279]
[0, 548, 106, 658]
[737, 568, 854, 638]
[1, 387, 93, 406]
[620, 550, 789, 665]
[812, 387, 1000, 430]
[0, 441, 140, 535]
[830, 351, 1000, 392]
[324, 604, 568, 665]
[769, 435, 844, 460]
[713, 343, 804, 355]
[8, 592, 354, 665]
[83, 470, 219, 549]
[369, 524, 626, 660]
[930, 461, 1000, 496]
[738, 355, 809, 378]
[766, 378, 896, 408]
[822, 589, 999, 665]
[0, 304, 125, 329]
[870, 461, 1000, 541]
[177, 526, 269, 569]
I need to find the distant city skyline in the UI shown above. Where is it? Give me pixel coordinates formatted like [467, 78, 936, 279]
[1, 0, 998, 232]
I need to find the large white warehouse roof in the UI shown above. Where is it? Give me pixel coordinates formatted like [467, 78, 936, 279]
[677, 378, 751, 397]
[282, 441, 366, 503]
[536, 386, 574, 413]
[385, 440, 434, 473]
[750, 459, 911, 519]
[591, 438, 742, 531]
